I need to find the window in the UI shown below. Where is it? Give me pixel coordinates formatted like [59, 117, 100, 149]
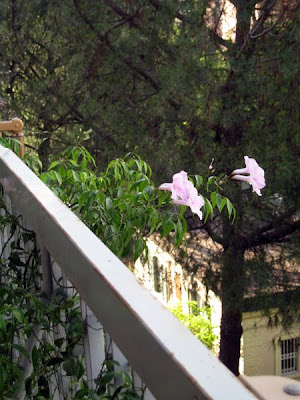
[188, 283, 203, 310]
[150, 257, 169, 301]
[152, 256, 161, 293]
[281, 338, 299, 376]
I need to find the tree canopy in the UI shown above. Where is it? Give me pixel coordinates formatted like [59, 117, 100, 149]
[0, 0, 299, 375]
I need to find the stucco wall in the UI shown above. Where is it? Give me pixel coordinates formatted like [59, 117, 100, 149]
[242, 311, 300, 381]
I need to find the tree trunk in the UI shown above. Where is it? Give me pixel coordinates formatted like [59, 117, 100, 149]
[217, 1, 254, 375]
[235, 1, 252, 48]
[38, 133, 51, 171]
[219, 244, 245, 376]
[37, 116, 53, 173]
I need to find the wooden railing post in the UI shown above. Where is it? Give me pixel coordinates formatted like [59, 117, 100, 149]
[0, 118, 25, 158]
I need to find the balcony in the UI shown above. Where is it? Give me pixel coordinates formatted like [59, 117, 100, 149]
[0, 120, 299, 399]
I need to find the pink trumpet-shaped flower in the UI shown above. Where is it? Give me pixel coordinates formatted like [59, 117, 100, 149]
[231, 156, 266, 196]
[159, 171, 204, 219]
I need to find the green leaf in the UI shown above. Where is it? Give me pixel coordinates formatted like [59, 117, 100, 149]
[216, 194, 227, 212]
[115, 163, 123, 180]
[54, 338, 65, 347]
[112, 211, 121, 228]
[12, 308, 24, 323]
[174, 219, 183, 247]
[46, 357, 64, 366]
[0, 314, 6, 331]
[226, 199, 236, 221]
[81, 157, 87, 171]
[0, 368, 7, 389]
[73, 389, 89, 399]
[143, 185, 154, 195]
[32, 346, 39, 369]
[71, 170, 80, 182]
[74, 357, 85, 379]
[53, 171, 63, 186]
[206, 176, 216, 190]
[120, 371, 132, 386]
[117, 188, 124, 197]
[195, 175, 203, 187]
[79, 191, 97, 210]
[71, 147, 80, 163]
[48, 160, 60, 170]
[221, 197, 227, 211]
[95, 371, 115, 386]
[226, 198, 233, 217]
[204, 198, 213, 222]
[133, 238, 145, 261]
[216, 193, 223, 210]
[111, 385, 124, 398]
[58, 164, 67, 178]
[210, 192, 216, 208]
[106, 197, 113, 210]
[78, 190, 90, 209]
[149, 209, 159, 233]
[62, 359, 74, 376]
[39, 173, 48, 184]
[161, 217, 174, 237]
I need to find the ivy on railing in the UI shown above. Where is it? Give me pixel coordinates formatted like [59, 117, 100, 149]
[0, 192, 143, 399]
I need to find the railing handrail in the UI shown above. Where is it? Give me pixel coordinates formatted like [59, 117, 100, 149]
[0, 118, 25, 158]
[0, 145, 258, 400]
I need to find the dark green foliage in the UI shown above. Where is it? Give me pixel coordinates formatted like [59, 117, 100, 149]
[0, 193, 142, 399]
[94, 360, 142, 400]
[0, 0, 299, 375]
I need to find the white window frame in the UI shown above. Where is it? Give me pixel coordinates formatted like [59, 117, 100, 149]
[280, 337, 299, 376]
[275, 334, 300, 378]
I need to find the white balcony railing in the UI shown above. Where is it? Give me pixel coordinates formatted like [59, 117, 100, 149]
[0, 142, 298, 400]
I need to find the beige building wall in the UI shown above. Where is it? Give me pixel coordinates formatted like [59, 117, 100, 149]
[242, 311, 300, 381]
[134, 239, 221, 349]
[134, 238, 189, 309]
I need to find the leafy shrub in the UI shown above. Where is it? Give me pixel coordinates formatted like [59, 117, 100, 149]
[171, 301, 217, 350]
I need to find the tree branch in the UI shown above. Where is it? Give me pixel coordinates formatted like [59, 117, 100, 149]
[248, 218, 300, 248]
[73, 0, 97, 33]
[150, 0, 232, 50]
[105, 0, 141, 27]
[249, 0, 283, 39]
[204, 220, 226, 246]
[185, 212, 226, 246]
[208, 28, 233, 50]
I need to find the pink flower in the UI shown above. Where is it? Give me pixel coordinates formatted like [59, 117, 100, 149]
[231, 156, 266, 196]
[159, 171, 204, 219]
